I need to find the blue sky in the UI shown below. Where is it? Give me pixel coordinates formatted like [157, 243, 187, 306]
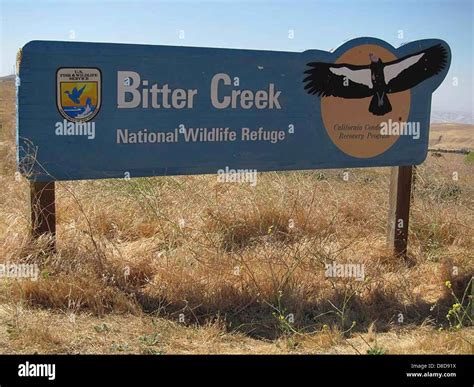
[0, 0, 472, 112]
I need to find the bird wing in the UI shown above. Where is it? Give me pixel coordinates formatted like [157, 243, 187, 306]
[77, 85, 87, 96]
[384, 44, 448, 94]
[71, 87, 78, 95]
[303, 62, 373, 98]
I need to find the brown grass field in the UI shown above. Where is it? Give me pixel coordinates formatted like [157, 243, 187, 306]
[0, 79, 473, 354]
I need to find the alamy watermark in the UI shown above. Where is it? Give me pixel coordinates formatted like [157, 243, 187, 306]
[0, 262, 39, 281]
[55, 120, 95, 139]
[325, 262, 365, 281]
[18, 362, 55, 381]
[217, 166, 257, 186]
[380, 119, 420, 140]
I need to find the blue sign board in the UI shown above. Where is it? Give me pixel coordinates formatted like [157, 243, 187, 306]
[17, 38, 450, 181]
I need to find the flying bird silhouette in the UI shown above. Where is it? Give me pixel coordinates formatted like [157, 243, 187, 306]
[64, 85, 87, 105]
[303, 44, 448, 116]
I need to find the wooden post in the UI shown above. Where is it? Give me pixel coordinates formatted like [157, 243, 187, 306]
[411, 164, 417, 200]
[387, 166, 413, 258]
[30, 181, 56, 251]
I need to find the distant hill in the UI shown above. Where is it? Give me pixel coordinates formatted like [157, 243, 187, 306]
[431, 111, 473, 125]
[0, 74, 15, 82]
[429, 123, 474, 150]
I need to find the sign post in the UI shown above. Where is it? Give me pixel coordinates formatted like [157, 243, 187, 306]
[30, 181, 56, 251]
[387, 166, 413, 258]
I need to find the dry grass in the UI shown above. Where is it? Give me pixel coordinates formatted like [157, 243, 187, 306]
[0, 305, 471, 354]
[0, 80, 473, 353]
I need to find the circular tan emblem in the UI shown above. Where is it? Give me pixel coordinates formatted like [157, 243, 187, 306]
[321, 45, 410, 158]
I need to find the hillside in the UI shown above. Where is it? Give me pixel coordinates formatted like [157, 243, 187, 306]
[429, 123, 474, 150]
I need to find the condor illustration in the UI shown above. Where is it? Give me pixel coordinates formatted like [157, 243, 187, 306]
[303, 44, 448, 116]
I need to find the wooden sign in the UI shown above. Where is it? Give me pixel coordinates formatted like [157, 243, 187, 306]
[17, 38, 450, 181]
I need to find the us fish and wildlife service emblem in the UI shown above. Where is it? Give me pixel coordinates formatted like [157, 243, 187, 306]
[56, 68, 101, 122]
